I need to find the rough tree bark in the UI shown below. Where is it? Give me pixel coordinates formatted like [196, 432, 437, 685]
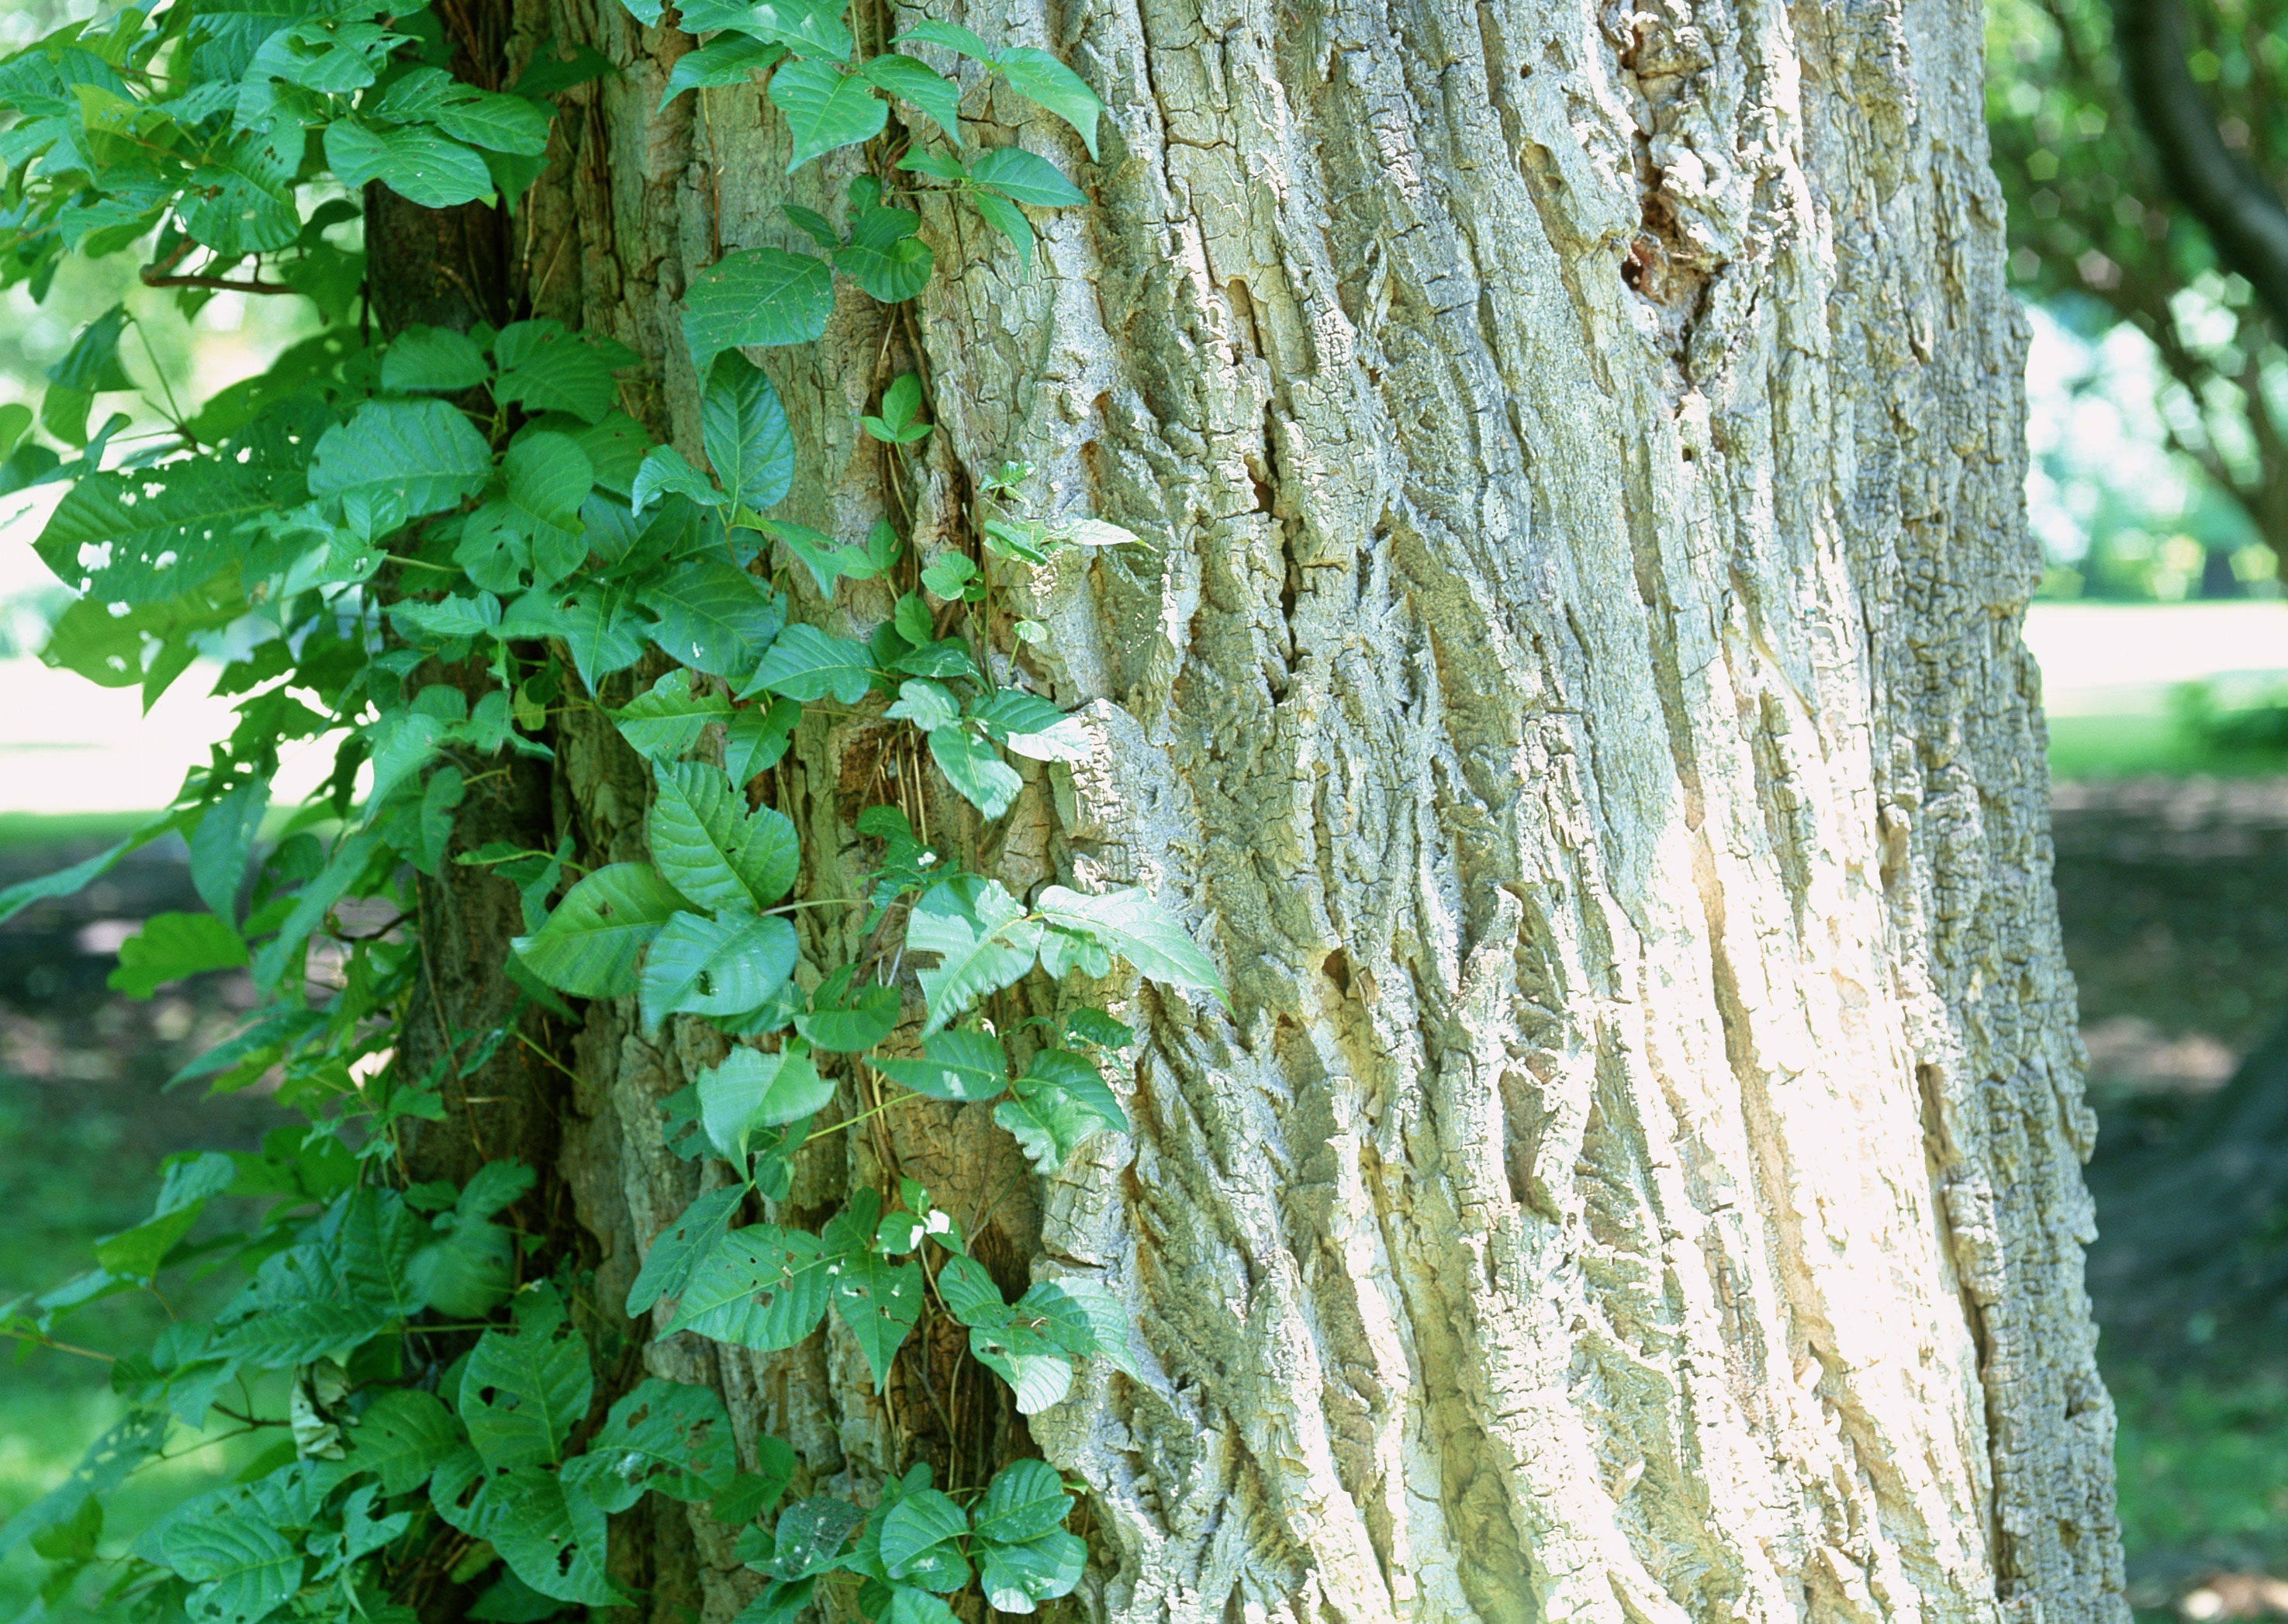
[428, 0, 2131, 1615]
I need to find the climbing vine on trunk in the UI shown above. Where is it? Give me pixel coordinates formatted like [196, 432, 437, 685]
[0, 0, 1213, 1617]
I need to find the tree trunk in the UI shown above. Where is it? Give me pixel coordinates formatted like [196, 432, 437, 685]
[478, 0, 2131, 1615]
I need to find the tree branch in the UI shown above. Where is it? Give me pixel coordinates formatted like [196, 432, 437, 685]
[2115, 0, 2288, 332]
[139, 268, 290, 295]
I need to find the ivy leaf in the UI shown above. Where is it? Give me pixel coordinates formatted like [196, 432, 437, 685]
[920, 552, 977, 599]
[994, 47, 1103, 158]
[460, 1284, 592, 1470]
[906, 876, 1042, 1031]
[977, 1530, 1086, 1613]
[639, 910, 800, 1031]
[770, 59, 887, 171]
[968, 188, 1033, 273]
[628, 1185, 746, 1316]
[969, 689, 1090, 761]
[828, 1247, 922, 1391]
[659, 1224, 830, 1350]
[458, 1463, 620, 1605]
[684, 247, 834, 375]
[350, 1390, 467, 1498]
[699, 1046, 832, 1159]
[513, 862, 690, 997]
[766, 1497, 863, 1581]
[994, 1087, 1103, 1176]
[190, 776, 268, 923]
[764, 517, 876, 594]
[431, 87, 555, 156]
[660, 36, 784, 109]
[869, 1028, 1007, 1101]
[861, 53, 963, 145]
[161, 1506, 302, 1624]
[650, 759, 801, 910]
[972, 1459, 1070, 1545]
[700, 351, 795, 510]
[1032, 885, 1225, 1000]
[706, 0, 852, 56]
[392, 589, 503, 646]
[928, 724, 1023, 817]
[968, 146, 1086, 207]
[1016, 1049, 1125, 1131]
[181, 127, 302, 255]
[890, 1588, 963, 1624]
[639, 558, 784, 678]
[879, 1489, 967, 1581]
[613, 672, 734, 761]
[741, 624, 875, 705]
[726, 696, 801, 781]
[631, 444, 727, 515]
[106, 911, 248, 998]
[495, 322, 633, 423]
[47, 305, 137, 394]
[574, 1378, 734, 1505]
[793, 983, 900, 1052]
[834, 194, 933, 303]
[886, 679, 959, 731]
[324, 119, 497, 207]
[503, 430, 595, 584]
[310, 398, 493, 519]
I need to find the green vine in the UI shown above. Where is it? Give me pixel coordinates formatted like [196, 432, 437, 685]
[0, 0, 1219, 1619]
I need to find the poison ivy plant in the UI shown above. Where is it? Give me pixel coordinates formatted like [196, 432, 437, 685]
[0, 0, 1215, 1617]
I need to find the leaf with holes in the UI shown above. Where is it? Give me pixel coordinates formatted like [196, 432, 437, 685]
[650, 760, 801, 912]
[628, 1184, 746, 1317]
[33, 458, 275, 606]
[350, 1389, 466, 1497]
[828, 1246, 922, 1391]
[907, 876, 1041, 1032]
[460, 1284, 592, 1470]
[660, 1225, 830, 1350]
[638, 910, 799, 1032]
[513, 862, 690, 998]
[573, 1377, 734, 1505]
[161, 1505, 301, 1624]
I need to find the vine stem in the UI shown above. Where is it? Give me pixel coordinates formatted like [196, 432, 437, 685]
[0, 1326, 115, 1363]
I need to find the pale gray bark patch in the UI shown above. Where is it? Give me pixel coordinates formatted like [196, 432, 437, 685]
[530, 0, 2126, 1614]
